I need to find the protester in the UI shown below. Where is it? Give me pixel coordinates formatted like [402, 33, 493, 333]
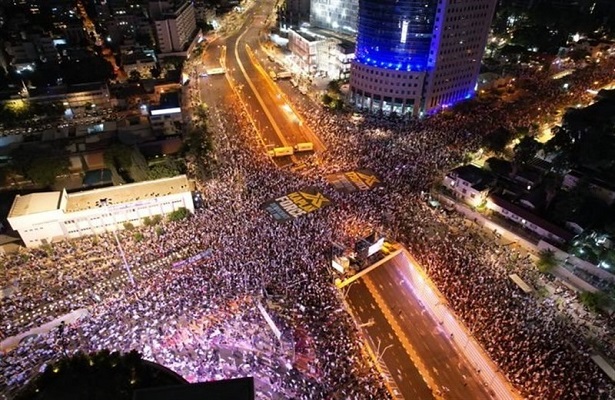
[1, 55, 614, 400]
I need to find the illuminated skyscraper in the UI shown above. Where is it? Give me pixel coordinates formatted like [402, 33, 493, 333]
[349, 0, 497, 116]
[310, 0, 358, 34]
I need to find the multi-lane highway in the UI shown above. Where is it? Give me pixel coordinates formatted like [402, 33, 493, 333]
[346, 258, 494, 399]
[188, 3, 497, 399]
[193, 0, 322, 160]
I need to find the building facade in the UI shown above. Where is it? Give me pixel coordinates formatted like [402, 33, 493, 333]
[153, 1, 197, 53]
[443, 164, 492, 207]
[349, 0, 497, 116]
[288, 28, 340, 76]
[310, 0, 358, 34]
[7, 176, 194, 248]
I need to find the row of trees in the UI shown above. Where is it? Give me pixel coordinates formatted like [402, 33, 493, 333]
[123, 213, 185, 242]
[184, 104, 216, 181]
[0, 100, 65, 129]
[0, 140, 186, 189]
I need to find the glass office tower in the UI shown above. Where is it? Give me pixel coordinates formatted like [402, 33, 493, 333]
[350, 0, 497, 116]
[354, 0, 436, 71]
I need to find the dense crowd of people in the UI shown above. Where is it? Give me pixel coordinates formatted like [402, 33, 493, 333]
[1, 51, 614, 400]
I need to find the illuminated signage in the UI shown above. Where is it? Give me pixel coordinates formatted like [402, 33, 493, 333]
[332, 259, 344, 273]
[150, 107, 181, 116]
[400, 20, 409, 44]
[367, 237, 385, 257]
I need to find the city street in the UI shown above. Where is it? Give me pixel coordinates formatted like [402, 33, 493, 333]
[192, 0, 316, 155]
[346, 259, 494, 399]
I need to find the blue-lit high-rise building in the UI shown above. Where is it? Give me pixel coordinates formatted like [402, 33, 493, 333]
[350, 0, 497, 116]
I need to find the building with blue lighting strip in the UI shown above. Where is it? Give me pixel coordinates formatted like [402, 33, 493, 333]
[350, 0, 497, 116]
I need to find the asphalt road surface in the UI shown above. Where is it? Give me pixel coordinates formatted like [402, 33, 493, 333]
[346, 259, 494, 399]
[194, 0, 312, 153]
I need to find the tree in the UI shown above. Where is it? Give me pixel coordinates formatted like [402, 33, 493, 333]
[483, 127, 513, 155]
[327, 79, 341, 93]
[321, 93, 332, 106]
[104, 143, 134, 170]
[161, 56, 184, 71]
[536, 249, 558, 273]
[129, 69, 142, 82]
[150, 67, 161, 79]
[484, 157, 512, 176]
[167, 207, 190, 222]
[513, 136, 541, 167]
[579, 291, 610, 313]
[148, 158, 181, 180]
[28, 157, 69, 187]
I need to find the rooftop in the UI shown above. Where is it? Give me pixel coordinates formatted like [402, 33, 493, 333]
[489, 194, 574, 242]
[29, 82, 107, 98]
[449, 164, 491, 185]
[151, 91, 181, 113]
[8, 192, 62, 218]
[65, 175, 190, 212]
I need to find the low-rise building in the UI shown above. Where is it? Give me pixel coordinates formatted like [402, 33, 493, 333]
[121, 49, 157, 77]
[288, 27, 337, 76]
[149, 90, 183, 136]
[24, 82, 112, 113]
[562, 169, 615, 206]
[7, 175, 194, 248]
[487, 194, 574, 244]
[443, 165, 493, 207]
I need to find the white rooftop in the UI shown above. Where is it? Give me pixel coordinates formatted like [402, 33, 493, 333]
[8, 192, 62, 218]
[65, 175, 191, 213]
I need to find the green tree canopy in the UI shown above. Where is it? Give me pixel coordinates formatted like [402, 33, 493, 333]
[536, 249, 558, 273]
[513, 136, 541, 167]
[148, 158, 182, 180]
[27, 157, 69, 187]
[104, 143, 134, 170]
[168, 207, 190, 222]
[10, 145, 69, 187]
[579, 291, 610, 313]
[483, 127, 514, 155]
[128, 69, 141, 82]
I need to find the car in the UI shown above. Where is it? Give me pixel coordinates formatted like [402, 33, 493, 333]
[199, 73, 208, 78]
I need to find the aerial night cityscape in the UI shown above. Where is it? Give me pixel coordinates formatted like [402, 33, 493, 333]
[0, 0, 614, 398]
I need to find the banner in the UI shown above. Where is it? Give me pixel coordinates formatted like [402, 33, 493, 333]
[261, 187, 332, 222]
[172, 249, 212, 269]
[326, 169, 381, 193]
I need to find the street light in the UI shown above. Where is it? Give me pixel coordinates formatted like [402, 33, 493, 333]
[375, 337, 393, 363]
[99, 199, 135, 286]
